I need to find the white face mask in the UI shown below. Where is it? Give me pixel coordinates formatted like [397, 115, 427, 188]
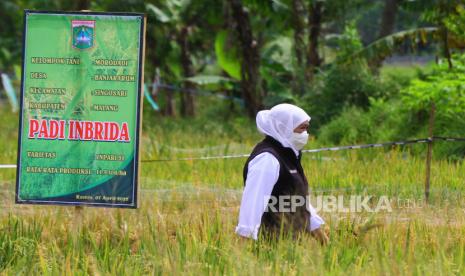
[290, 131, 308, 150]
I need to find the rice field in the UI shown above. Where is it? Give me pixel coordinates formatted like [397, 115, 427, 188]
[1, 107, 465, 275]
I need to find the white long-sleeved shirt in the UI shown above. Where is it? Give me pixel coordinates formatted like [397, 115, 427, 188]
[235, 152, 324, 240]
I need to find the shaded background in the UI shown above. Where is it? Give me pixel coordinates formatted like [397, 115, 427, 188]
[1, 0, 465, 158]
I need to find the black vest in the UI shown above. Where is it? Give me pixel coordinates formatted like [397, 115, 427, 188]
[243, 136, 310, 238]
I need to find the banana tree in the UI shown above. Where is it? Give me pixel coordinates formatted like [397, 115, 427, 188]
[343, 0, 465, 68]
[343, 27, 440, 65]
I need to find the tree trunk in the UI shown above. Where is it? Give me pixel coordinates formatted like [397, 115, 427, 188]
[442, 27, 453, 69]
[379, 0, 399, 38]
[292, 0, 306, 68]
[177, 26, 196, 117]
[164, 88, 176, 117]
[291, 0, 307, 95]
[306, 0, 323, 81]
[370, 0, 399, 70]
[229, 0, 263, 118]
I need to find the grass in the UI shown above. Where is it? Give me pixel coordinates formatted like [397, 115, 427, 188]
[1, 106, 465, 275]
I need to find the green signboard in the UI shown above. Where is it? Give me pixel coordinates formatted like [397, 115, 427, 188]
[15, 10, 145, 208]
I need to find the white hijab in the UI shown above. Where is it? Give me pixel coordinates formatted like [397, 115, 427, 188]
[256, 103, 311, 156]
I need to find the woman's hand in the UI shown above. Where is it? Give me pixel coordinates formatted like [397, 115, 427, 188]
[311, 227, 329, 245]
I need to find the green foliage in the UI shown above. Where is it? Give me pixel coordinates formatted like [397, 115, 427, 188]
[380, 64, 429, 88]
[304, 61, 383, 129]
[318, 97, 465, 159]
[444, 4, 465, 41]
[185, 75, 235, 85]
[214, 30, 242, 80]
[319, 99, 386, 143]
[301, 23, 383, 129]
[260, 35, 296, 107]
[334, 22, 364, 62]
[146, 0, 191, 24]
[318, 106, 373, 145]
[431, 112, 465, 160]
[262, 35, 293, 71]
[344, 27, 439, 64]
[318, 98, 416, 144]
[146, 3, 172, 23]
[402, 54, 465, 115]
[1, 0, 464, 159]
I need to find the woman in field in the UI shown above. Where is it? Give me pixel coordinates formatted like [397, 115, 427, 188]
[236, 103, 329, 244]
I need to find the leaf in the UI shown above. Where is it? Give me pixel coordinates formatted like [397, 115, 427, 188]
[214, 30, 241, 80]
[343, 27, 439, 64]
[271, 0, 289, 11]
[401, 54, 465, 114]
[146, 3, 171, 23]
[185, 75, 236, 85]
[262, 35, 293, 71]
[14, 64, 21, 80]
[1, 47, 11, 60]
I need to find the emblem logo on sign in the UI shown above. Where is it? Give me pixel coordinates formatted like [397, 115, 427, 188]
[72, 20, 95, 50]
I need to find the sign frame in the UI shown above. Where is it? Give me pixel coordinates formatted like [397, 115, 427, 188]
[15, 10, 146, 209]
